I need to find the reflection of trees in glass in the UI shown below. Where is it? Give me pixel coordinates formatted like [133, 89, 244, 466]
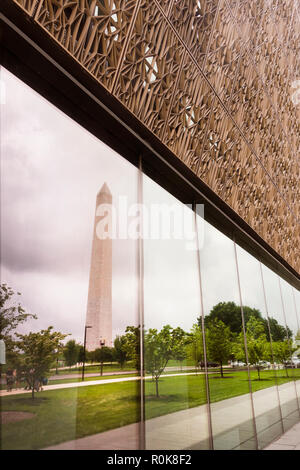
[267, 318, 292, 342]
[0, 283, 37, 348]
[123, 326, 140, 370]
[172, 328, 189, 371]
[112, 326, 141, 371]
[202, 302, 261, 334]
[200, 301, 292, 341]
[113, 335, 128, 369]
[144, 325, 185, 397]
[186, 324, 204, 372]
[235, 316, 270, 380]
[93, 346, 114, 375]
[15, 327, 67, 399]
[206, 319, 232, 378]
[0, 284, 37, 380]
[272, 340, 296, 378]
[63, 339, 80, 368]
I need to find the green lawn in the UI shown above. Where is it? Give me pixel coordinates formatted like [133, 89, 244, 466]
[1, 368, 300, 450]
[1, 381, 141, 450]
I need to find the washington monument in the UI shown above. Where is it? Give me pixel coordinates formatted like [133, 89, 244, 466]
[85, 182, 112, 351]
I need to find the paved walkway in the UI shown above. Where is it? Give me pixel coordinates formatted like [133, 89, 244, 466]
[0, 365, 197, 386]
[2, 372, 299, 450]
[264, 421, 300, 450]
[0, 371, 204, 397]
[44, 381, 300, 450]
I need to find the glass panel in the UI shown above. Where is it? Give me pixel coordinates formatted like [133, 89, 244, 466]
[293, 288, 300, 407]
[235, 245, 283, 449]
[279, 279, 300, 414]
[143, 175, 210, 450]
[198, 221, 256, 450]
[0, 67, 141, 450]
[261, 265, 299, 432]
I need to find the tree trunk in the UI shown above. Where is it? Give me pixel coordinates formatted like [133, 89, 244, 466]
[257, 366, 261, 380]
[100, 362, 103, 376]
[220, 361, 223, 378]
[155, 377, 159, 398]
[285, 365, 289, 378]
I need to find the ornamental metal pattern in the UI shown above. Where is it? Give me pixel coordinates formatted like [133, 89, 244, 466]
[11, 0, 300, 273]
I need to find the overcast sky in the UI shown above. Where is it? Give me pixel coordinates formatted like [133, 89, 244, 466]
[1, 67, 299, 344]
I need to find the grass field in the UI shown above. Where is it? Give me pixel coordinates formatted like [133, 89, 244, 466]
[1, 368, 300, 449]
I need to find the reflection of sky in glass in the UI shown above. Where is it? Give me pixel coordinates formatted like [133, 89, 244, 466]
[1, 67, 139, 342]
[261, 265, 289, 337]
[143, 174, 201, 332]
[1, 66, 299, 345]
[236, 244, 267, 318]
[293, 289, 300, 332]
[280, 279, 299, 337]
[199, 221, 240, 316]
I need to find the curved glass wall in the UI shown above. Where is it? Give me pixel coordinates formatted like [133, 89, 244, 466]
[235, 245, 283, 448]
[196, 221, 256, 450]
[0, 67, 141, 450]
[142, 176, 210, 450]
[261, 265, 300, 433]
[1, 65, 300, 451]
[279, 279, 300, 412]
[292, 288, 300, 406]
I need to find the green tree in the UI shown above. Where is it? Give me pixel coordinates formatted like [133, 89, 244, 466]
[16, 327, 67, 399]
[77, 345, 85, 364]
[171, 327, 187, 370]
[186, 324, 204, 372]
[272, 340, 296, 378]
[123, 326, 141, 370]
[114, 335, 128, 369]
[94, 346, 114, 375]
[0, 284, 37, 346]
[263, 317, 292, 342]
[63, 340, 79, 368]
[0, 284, 37, 379]
[236, 316, 270, 379]
[206, 319, 232, 377]
[202, 302, 262, 335]
[144, 325, 185, 397]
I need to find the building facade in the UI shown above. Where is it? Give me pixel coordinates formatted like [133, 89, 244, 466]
[0, 0, 299, 451]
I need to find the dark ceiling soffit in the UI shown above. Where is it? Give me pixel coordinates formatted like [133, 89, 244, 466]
[0, 2, 299, 290]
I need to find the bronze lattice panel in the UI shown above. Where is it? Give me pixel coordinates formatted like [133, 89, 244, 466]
[10, 0, 300, 273]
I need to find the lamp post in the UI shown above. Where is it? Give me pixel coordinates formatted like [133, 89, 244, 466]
[82, 325, 92, 381]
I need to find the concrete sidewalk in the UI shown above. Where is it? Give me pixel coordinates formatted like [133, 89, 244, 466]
[264, 421, 300, 450]
[44, 381, 300, 450]
[0, 371, 205, 397]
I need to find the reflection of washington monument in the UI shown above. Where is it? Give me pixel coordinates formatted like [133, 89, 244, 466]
[85, 183, 112, 351]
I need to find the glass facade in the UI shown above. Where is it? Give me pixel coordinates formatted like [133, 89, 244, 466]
[1, 67, 300, 450]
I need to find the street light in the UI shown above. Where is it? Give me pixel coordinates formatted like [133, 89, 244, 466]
[82, 325, 92, 381]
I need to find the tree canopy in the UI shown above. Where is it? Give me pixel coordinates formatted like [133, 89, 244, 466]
[200, 301, 291, 341]
[206, 319, 232, 377]
[63, 340, 80, 368]
[15, 327, 67, 398]
[186, 324, 204, 370]
[144, 325, 185, 397]
[235, 316, 270, 379]
[93, 346, 114, 375]
[0, 284, 37, 344]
